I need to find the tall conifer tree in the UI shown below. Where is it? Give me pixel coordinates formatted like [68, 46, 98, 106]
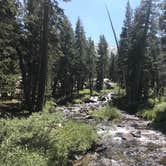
[118, 0, 132, 89]
[74, 18, 88, 93]
[87, 38, 96, 96]
[96, 35, 108, 91]
[0, 0, 20, 99]
[52, 16, 75, 99]
[126, 0, 153, 106]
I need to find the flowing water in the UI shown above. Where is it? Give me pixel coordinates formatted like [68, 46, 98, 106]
[55, 93, 166, 166]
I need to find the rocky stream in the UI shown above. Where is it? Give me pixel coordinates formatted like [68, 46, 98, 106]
[55, 93, 166, 166]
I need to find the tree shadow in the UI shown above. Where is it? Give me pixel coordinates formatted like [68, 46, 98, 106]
[151, 122, 166, 135]
[112, 96, 138, 114]
[0, 100, 31, 118]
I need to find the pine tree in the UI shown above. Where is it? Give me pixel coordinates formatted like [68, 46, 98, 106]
[158, 0, 166, 94]
[74, 18, 88, 93]
[87, 38, 96, 96]
[118, 0, 132, 89]
[0, 0, 20, 99]
[126, 0, 153, 107]
[35, 0, 49, 112]
[46, 1, 65, 98]
[20, 0, 68, 111]
[52, 16, 75, 99]
[109, 53, 116, 82]
[142, 2, 160, 98]
[96, 35, 108, 91]
[19, 0, 43, 110]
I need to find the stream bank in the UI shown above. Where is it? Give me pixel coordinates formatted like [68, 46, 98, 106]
[54, 93, 166, 166]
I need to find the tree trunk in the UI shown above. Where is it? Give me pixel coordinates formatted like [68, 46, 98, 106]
[36, 0, 49, 112]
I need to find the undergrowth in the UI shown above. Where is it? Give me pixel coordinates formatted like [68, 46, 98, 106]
[137, 100, 166, 123]
[0, 112, 97, 166]
[91, 104, 121, 122]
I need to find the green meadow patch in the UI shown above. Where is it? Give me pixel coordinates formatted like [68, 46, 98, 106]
[0, 112, 97, 166]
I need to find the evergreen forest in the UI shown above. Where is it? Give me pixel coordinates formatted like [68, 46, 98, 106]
[0, 0, 166, 165]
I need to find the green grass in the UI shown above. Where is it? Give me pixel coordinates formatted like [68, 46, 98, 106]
[154, 102, 166, 122]
[43, 99, 56, 113]
[159, 96, 166, 102]
[91, 104, 121, 122]
[72, 82, 125, 104]
[0, 112, 97, 166]
[112, 83, 125, 96]
[101, 82, 125, 96]
[137, 101, 166, 122]
[73, 98, 83, 104]
[137, 107, 156, 121]
[72, 89, 100, 104]
[72, 89, 90, 104]
[79, 89, 91, 95]
[101, 88, 112, 94]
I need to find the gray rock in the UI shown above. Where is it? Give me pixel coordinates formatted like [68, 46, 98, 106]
[111, 159, 120, 166]
[131, 122, 139, 128]
[131, 131, 141, 138]
[100, 158, 112, 166]
[122, 133, 134, 141]
[90, 96, 99, 103]
[96, 144, 107, 152]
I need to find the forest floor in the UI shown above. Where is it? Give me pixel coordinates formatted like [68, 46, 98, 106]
[54, 93, 166, 166]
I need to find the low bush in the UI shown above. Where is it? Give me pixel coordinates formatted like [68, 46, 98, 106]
[0, 146, 47, 166]
[91, 104, 121, 122]
[0, 113, 97, 166]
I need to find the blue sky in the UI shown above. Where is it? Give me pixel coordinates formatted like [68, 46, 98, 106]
[59, 0, 141, 45]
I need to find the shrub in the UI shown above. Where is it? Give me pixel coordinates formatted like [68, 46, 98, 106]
[0, 146, 47, 166]
[91, 104, 121, 122]
[0, 113, 97, 166]
[48, 122, 97, 165]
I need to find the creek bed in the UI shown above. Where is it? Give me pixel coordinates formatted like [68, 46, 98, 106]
[54, 93, 166, 166]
